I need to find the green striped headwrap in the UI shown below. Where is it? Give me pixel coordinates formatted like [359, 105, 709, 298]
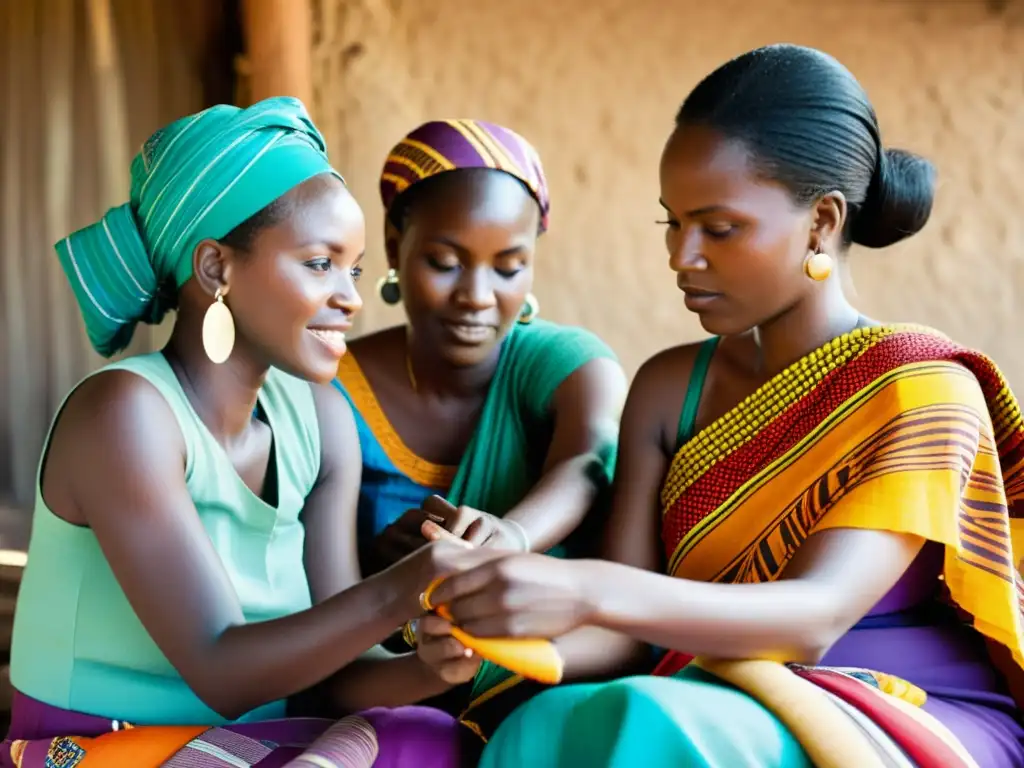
[56, 96, 343, 357]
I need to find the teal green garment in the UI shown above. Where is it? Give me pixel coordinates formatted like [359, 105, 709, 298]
[55, 96, 341, 358]
[446, 319, 619, 518]
[479, 667, 812, 767]
[438, 319, 619, 701]
[10, 352, 321, 725]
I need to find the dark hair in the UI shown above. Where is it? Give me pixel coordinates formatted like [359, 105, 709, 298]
[676, 44, 936, 249]
[218, 195, 292, 252]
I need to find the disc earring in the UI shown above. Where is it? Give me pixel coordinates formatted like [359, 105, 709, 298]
[803, 250, 833, 282]
[377, 268, 401, 305]
[202, 288, 235, 364]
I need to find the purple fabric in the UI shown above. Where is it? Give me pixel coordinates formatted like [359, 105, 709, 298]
[820, 543, 1024, 765]
[379, 119, 551, 232]
[2, 691, 466, 768]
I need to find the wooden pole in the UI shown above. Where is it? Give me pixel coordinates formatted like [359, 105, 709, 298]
[240, 0, 314, 110]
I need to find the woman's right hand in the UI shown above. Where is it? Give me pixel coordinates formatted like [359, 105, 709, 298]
[387, 531, 511, 621]
[414, 614, 482, 685]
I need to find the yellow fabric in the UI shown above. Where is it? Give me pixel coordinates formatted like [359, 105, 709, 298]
[664, 329, 1024, 672]
[691, 658, 887, 768]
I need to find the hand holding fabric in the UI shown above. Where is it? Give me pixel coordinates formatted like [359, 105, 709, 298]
[421, 495, 529, 552]
[414, 614, 482, 686]
[422, 534, 595, 641]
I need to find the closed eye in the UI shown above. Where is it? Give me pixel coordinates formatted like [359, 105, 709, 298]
[655, 219, 680, 229]
[426, 255, 459, 273]
[703, 224, 737, 239]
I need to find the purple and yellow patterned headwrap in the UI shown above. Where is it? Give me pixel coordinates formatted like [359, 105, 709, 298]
[380, 119, 551, 232]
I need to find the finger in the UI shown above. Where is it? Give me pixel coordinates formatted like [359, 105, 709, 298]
[393, 507, 428, 532]
[430, 558, 503, 606]
[462, 517, 492, 547]
[445, 585, 519, 628]
[421, 520, 473, 547]
[418, 634, 473, 662]
[422, 495, 459, 523]
[446, 509, 477, 538]
[459, 615, 527, 639]
[417, 614, 455, 639]
[377, 519, 423, 547]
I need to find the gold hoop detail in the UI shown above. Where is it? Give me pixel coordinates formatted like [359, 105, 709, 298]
[418, 577, 444, 612]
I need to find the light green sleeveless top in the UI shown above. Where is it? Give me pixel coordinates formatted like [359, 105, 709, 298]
[10, 352, 320, 725]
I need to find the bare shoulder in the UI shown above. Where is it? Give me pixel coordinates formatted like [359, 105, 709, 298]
[626, 340, 716, 453]
[310, 379, 356, 425]
[42, 368, 186, 522]
[308, 382, 361, 484]
[631, 340, 713, 401]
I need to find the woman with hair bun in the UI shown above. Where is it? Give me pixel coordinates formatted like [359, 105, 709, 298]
[418, 45, 1024, 766]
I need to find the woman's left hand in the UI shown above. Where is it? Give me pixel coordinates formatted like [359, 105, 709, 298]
[420, 528, 599, 639]
[422, 495, 529, 552]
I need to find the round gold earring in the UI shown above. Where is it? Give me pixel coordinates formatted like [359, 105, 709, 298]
[518, 293, 539, 324]
[803, 250, 833, 282]
[377, 268, 401, 305]
[202, 288, 235, 364]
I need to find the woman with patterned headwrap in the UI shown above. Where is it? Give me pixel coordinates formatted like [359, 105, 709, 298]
[2, 98, 504, 767]
[329, 119, 628, 739]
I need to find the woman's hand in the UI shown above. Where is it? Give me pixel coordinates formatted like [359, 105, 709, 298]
[422, 495, 529, 551]
[426, 547, 600, 639]
[414, 615, 482, 685]
[385, 533, 511, 622]
[369, 507, 435, 571]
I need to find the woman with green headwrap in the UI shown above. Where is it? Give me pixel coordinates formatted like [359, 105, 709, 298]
[2, 97, 504, 767]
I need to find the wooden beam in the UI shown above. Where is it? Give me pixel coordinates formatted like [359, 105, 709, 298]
[240, 0, 313, 109]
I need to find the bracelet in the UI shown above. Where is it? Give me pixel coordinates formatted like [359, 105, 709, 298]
[504, 518, 531, 552]
[401, 619, 418, 648]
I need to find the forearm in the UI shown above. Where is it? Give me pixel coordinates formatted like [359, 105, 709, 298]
[505, 452, 608, 552]
[555, 626, 650, 680]
[196, 572, 415, 720]
[326, 646, 456, 712]
[585, 561, 844, 662]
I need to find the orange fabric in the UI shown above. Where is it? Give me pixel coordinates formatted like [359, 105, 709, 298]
[75, 726, 206, 766]
[423, 578, 564, 685]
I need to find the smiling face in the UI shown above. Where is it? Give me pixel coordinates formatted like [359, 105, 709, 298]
[215, 173, 367, 383]
[658, 124, 825, 336]
[389, 169, 541, 367]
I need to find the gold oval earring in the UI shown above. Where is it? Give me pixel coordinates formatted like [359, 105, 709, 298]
[202, 288, 236, 364]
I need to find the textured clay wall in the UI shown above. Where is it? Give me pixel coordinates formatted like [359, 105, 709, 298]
[312, 0, 1024, 383]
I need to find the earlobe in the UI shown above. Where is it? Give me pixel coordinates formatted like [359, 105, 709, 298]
[192, 239, 231, 296]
